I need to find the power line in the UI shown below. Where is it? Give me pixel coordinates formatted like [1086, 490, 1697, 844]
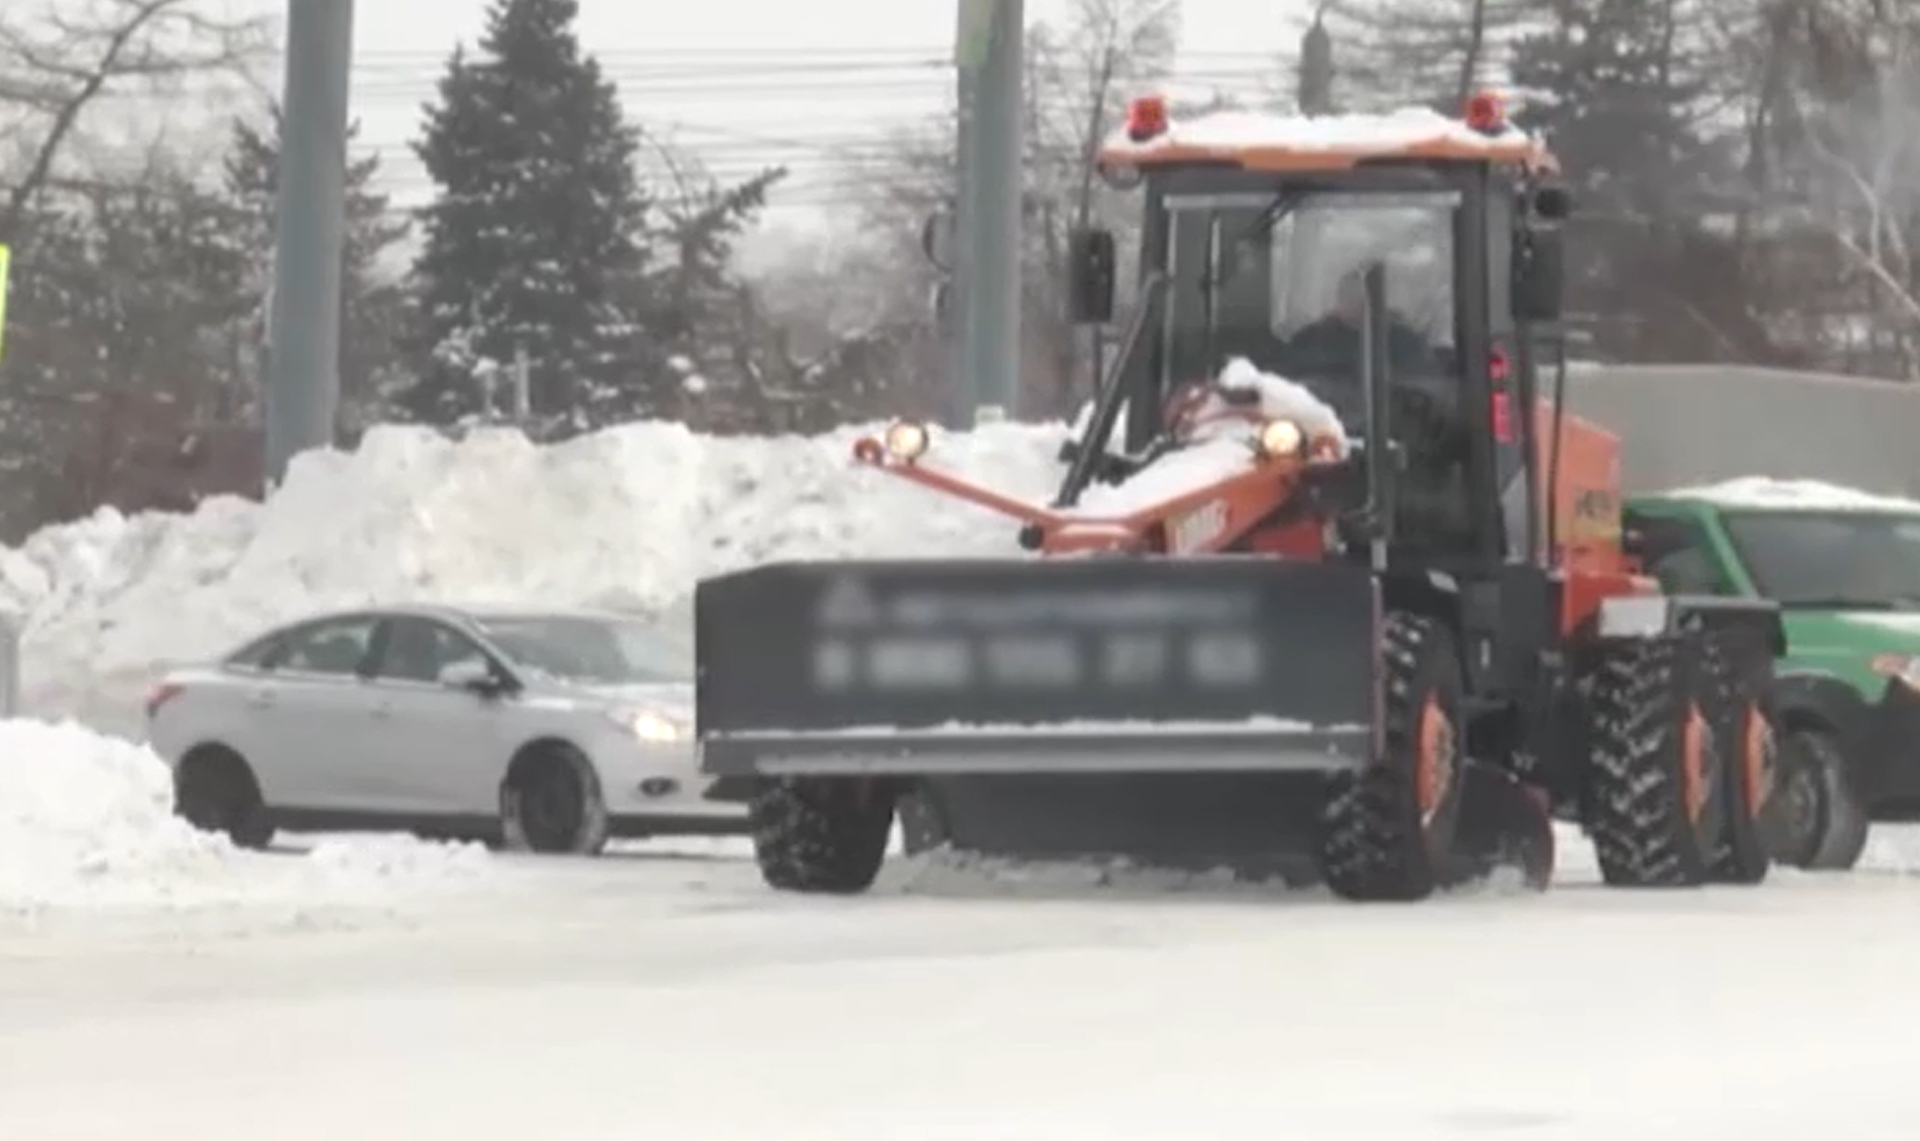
[65, 42, 1293, 218]
[114, 67, 1285, 102]
[344, 46, 1288, 61]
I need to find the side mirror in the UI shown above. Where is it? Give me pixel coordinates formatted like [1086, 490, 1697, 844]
[1512, 223, 1565, 323]
[439, 659, 505, 696]
[1067, 226, 1116, 325]
[1532, 183, 1573, 222]
[921, 210, 955, 273]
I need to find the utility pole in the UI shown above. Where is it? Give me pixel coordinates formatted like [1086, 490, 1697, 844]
[949, 62, 977, 426]
[954, 0, 1024, 424]
[263, 0, 355, 488]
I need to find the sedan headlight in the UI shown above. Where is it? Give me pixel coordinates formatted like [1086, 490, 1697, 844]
[609, 708, 686, 742]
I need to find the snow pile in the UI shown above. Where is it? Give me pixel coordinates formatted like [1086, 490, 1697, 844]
[884, 843, 1544, 900]
[0, 419, 1068, 730]
[1212, 357, 1348, 448]
[1663, 476, 1920, 513]
[0, 718, 490, 913]
[302, 833, 493, 882]
[0, 718, 233, 907]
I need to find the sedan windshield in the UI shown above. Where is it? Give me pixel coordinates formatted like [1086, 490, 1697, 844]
[1722, 511, 1920, 609]
[476, 615, 690, 684]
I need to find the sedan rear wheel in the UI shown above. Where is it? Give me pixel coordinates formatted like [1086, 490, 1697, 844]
[173, 747, 275, 850]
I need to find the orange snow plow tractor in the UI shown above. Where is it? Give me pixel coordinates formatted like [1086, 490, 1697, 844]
[695, 91, 1786, 900]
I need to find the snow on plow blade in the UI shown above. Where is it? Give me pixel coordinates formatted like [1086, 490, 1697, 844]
[695, 557, 1379, 777]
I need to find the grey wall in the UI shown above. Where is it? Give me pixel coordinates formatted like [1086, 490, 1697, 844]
[1564, 364, 1920, 496]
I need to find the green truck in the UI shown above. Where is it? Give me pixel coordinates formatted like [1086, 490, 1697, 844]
[1626, 478, 1920, 871]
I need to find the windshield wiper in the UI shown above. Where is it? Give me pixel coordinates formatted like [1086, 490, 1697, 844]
[1238, 190, 1305, 250]
[1779, 598, 1897, 610]
[1055, 270, 1170, 508]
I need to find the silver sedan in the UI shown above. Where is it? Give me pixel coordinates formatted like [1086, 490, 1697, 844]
[146, 603, 746, 854]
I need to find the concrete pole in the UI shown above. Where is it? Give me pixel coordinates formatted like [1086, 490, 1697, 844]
[263, 0, 355, 488]
[950, 64, 978, 427]
[955, 0, 1023, 424]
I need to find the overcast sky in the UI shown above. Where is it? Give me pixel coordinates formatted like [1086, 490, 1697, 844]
[220, 0, 1313, 237]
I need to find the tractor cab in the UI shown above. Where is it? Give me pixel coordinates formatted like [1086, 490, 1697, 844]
[1061, 91, 1572, 567]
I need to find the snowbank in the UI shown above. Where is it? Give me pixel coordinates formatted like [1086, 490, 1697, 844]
[0, 420, 1068, 733]
[0, 718, 488, 913]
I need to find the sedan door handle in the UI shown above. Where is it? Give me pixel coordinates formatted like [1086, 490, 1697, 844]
[246, 690, 275, 709]
[371, 701, 393, 719]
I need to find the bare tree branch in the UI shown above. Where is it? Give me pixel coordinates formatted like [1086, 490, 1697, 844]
[0, 0, 268, 237]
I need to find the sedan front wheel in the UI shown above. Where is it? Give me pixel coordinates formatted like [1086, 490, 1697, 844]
[499, 743, 610, 856]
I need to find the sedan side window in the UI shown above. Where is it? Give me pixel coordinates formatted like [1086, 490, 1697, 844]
[371, 617, 490, 684]
[224, 633, 283, 672]
[272, 617, 380, 675]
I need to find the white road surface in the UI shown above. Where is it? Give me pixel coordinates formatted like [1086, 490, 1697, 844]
[5, 831, 1920, 1140]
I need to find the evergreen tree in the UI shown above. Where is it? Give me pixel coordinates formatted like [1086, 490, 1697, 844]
[1510, 0, 1733, 359]
[222, 109, 413, 433]
[0, 178, 253, 538]
[401, 0, 654, 434]
[1322, 0, 1531, 112]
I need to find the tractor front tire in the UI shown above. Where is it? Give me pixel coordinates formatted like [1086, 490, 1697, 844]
[751, 776, 896, 894]
[1584, 634, 1724, 887]
[1321, 611, 1466, 902]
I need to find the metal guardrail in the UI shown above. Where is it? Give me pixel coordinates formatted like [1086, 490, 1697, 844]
[0, 613, 17, 719]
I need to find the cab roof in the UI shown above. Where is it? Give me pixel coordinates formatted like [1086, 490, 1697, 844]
[1645, 477, 1920, 516]
[1095, 103, 1558, 178]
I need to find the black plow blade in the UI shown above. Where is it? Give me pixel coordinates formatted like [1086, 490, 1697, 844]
[696, 557, 1384, 875]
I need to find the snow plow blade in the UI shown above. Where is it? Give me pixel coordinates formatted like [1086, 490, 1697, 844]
[696, 557, 1380, 875]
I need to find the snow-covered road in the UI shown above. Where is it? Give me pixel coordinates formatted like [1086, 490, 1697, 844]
[6, 833, 1920, 1141]
[5, 411, 1919, 1137]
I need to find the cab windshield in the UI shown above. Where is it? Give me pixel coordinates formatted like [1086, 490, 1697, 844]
[1161, 188, 1459, 431]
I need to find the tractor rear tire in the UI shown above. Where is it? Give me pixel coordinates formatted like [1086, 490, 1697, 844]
[1703, 633, 1772, 886]
[1321, 611, 1465, 902]
[1584, 634, 1723, 888]
[751, 776, 896, 894]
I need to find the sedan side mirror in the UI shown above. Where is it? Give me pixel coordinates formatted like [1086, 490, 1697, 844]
[440, 659, 506, 696]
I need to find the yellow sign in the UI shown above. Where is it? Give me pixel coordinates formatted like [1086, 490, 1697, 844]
[0, 243, 10, 364]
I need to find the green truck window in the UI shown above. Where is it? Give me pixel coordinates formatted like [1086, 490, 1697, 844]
[1638, 515, 1730, 595]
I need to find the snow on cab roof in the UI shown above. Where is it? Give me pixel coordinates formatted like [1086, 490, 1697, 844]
[1660, 476, 1920, 514]
[1096, 104, 1554, 175]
